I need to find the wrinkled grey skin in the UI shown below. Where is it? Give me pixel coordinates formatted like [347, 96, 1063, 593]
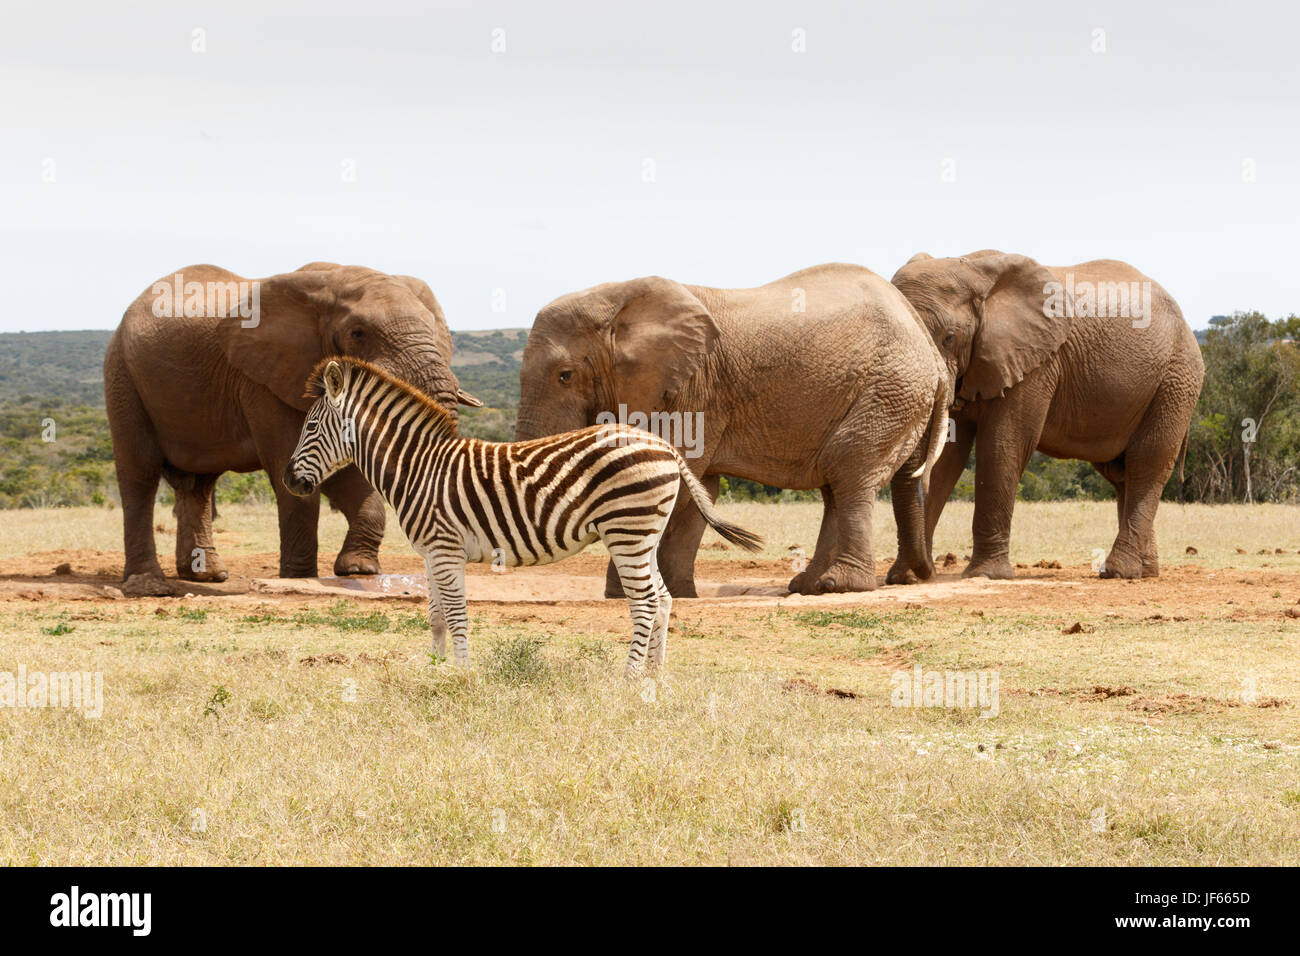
[892, 250, 1204, 579]
[516, 264, 948, 598]
[105, 262, 479, 595]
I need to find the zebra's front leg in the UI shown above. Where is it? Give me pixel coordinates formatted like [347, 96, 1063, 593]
[423, 555, 448, 661]
[428, 550, 471, 666]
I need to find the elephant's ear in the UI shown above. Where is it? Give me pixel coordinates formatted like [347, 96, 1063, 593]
[961, 254, 1072, 403]
[903, 252, 933, 266]
[610, 277, 719, 411]
[218, 271, 333, 412]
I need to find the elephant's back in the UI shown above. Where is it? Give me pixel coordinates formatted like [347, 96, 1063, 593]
[1047, 260, 1194, 356]
[1047, 260, 1200, 424]
[701, 265, 941, 416]
[112, 265, 255, 425]
[116, 264, 248, 361]
[695, 263, 927, 343]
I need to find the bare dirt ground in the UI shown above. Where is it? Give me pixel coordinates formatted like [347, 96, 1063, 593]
[4, 547, 1299, 627]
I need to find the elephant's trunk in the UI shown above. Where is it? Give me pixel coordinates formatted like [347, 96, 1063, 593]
[514, 412, 546, 442]
[389, 337, 462, 420]
[515, 379, 568, 440]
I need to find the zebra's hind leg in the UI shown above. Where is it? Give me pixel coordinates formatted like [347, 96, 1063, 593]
[645, 559, 672, 672]
[423, 555, 448, 661]
[607, 547, 659, 680]
[427, 550, 471, 665]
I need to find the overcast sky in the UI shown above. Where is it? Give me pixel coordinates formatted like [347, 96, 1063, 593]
[2, 0, 1297, 333]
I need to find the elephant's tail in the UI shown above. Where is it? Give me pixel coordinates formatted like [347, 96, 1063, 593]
[910, 376, 952, 481]
[673, 455, 764, 554]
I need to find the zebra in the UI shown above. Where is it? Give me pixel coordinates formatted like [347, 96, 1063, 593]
[284, 357, 763, 677]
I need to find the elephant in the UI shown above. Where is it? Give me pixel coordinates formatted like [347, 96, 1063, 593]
[515, 265, 950, 598]
[890, 250, 1204, 580]
[104, 261, 480, 595]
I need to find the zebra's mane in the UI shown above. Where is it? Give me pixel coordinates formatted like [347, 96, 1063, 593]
[304, 356, 459, 437]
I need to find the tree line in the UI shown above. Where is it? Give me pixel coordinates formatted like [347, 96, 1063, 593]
[0, 313, 1296, 508]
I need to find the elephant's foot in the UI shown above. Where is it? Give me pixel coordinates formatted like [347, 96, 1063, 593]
[886, 555, 934, 585]
[664, 579, 698, 599]
[1098, 548, 1144, 579]
[279, 559, 319, 579]
[962, 556, 1015, 580]
[334, 550, 381, 576]
[177, 549, 229, 583]
[789, 556, 835, 593]
[788, 569, 821, 595]
[885, 560, 917, 585]
[122, 572, 176, 597]
[813, 562, 877, 594]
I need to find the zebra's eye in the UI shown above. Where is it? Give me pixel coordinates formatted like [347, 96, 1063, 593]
[558, 369, 573, 385]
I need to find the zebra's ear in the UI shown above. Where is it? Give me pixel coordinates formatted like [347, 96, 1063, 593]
[323, 361, 346, 404]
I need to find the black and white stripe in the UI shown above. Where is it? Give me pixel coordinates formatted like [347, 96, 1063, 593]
[285, 358, 762, 677]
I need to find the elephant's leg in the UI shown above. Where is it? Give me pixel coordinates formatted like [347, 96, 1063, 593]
[605, 473, 717, 598]
[171, 470, 228, 582]
[789, 485, 836, 594]
[1105, 472, 1163, 580]
[887, 444, 935, 585]
[118, 461, 165, 585]
[105, 356, 168, 590]
[965, 390, 1051, 580]
[321, 466, 385, 576]
[272, 477, 321, 577]
[813, 482, 878, 593]
[1092, 458, 1126, 575]
[923, 419, 976, 557]
[248, 413, 321, 578]
[1103, 383, 1194, 579]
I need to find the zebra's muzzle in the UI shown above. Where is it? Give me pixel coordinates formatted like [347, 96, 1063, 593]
[283, 464, 315, 498]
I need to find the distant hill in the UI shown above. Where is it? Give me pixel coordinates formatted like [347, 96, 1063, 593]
[447, 328, 528, 408]
[0, 328, 528, 410]
[0, 330, 115, 406]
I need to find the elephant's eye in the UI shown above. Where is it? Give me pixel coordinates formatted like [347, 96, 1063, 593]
[558, 369, 573, 385]
[349, 328, 365, 342]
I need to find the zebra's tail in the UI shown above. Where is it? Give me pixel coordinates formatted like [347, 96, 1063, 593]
[674, 456, 764, 554]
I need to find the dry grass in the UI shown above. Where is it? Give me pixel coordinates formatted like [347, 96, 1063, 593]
[720, 499, 1300, 571]
[2, 502, 1299, 865]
